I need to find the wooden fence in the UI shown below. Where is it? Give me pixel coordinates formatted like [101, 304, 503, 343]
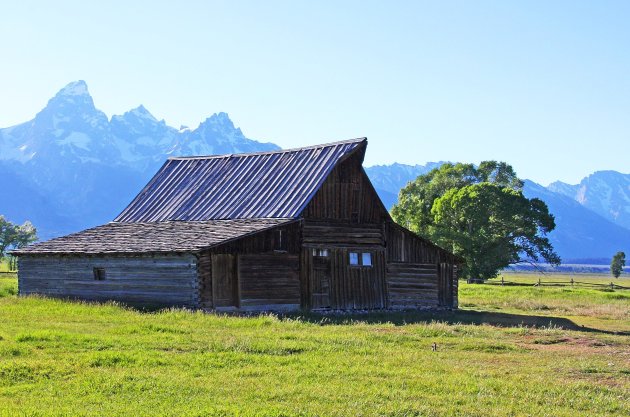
[488, 276, 630, 291]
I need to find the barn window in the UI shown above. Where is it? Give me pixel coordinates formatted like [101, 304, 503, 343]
[349, 252, 373, 267]
[313, 249, 329, 257]
[93, 267, 106, 281]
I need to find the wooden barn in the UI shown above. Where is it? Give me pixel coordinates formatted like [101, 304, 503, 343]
[15, 138, 459, 311]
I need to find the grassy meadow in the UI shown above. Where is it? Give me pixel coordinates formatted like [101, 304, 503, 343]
[0, 258, 13, 272]
[0, 272, 628, 416]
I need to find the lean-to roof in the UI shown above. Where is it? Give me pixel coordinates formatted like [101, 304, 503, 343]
[13, 219, 295, 255]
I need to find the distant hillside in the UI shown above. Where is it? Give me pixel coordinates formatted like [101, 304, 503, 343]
[0, 160, 80, 239]
[522, 180, 630, 262]
[549, 170, 630, 231]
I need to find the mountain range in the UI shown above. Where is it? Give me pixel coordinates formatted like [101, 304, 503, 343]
[1, 81, 629, 263]
[365, 165, 630, 263]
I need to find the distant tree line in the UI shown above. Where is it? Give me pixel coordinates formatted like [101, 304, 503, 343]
[0, 216, 38, 271]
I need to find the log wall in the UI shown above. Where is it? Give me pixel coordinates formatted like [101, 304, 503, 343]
[384, 221, 458, 309]
[198, 222, 302, 310]
[302, 222, 384, 248]
[18, 254, 199, 307]
[238, 253, 300, 309]
[300, 247, 387, 310]
[386, 263, 439, 309]
[385, 221, 457, 264]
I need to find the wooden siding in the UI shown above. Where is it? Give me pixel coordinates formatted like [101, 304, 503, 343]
[238, 254, 300, 308]
[212, 254, 238, 307]
[301, 152, 389, 224]
[197, 222, 302, 311]
[386, 263, 439, 309]
[438, 262, 455, 308]
[302, 222, 384, 248]
[301, 248, 387, 310]
[198, 252, 212, 308]
[385, 221, 457, 264]
[18, 254, 198, 307]
[385, 222, 458, 309]
[205, 221, 301, 255]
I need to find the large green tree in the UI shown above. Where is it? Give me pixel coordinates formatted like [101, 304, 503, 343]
[611, 251, 626, 278]
[391, 162, 560, 282]
[0, 216, 38, 258]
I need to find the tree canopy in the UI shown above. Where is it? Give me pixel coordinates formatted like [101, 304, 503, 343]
[0, 216, 38, 258]
[611, 251, 626, 278]
[391, 161, 560, 282]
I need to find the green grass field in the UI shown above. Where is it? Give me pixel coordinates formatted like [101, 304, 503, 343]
[0, 272, 628, 416]
[0, 258, 13, 272]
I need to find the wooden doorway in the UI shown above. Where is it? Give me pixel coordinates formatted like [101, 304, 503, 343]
[438, 262, 454, 307]
[212, 254, 239, 308]
[311, 255, 331, 309]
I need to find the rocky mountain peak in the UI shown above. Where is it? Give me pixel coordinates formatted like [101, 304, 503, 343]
[47, 80, 95, 108]
[128, 105, 157, 121]
[198, 112, 239, 133]
[112, 105, 160, 126]
[57, 80, 90, 97]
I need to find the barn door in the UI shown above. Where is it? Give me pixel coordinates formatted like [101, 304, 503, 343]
[438, 262, 453, 308]
[212, 254, 239, 308]
[311, 256, 331, 309]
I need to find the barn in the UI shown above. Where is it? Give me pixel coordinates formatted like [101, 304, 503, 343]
[15, 138, 459, 311]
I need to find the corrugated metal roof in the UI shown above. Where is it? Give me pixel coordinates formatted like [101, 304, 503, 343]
[13, 219, 296, 255]
[115, 138, 366, 222]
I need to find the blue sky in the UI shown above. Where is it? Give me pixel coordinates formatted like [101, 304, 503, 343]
[2, 1, 629, 185]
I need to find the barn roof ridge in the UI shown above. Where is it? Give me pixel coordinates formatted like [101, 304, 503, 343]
[168, 137, 367, 160]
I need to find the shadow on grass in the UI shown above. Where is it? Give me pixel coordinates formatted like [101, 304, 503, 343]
[12, 293, 628, 336]
[283, 309, 630, 336]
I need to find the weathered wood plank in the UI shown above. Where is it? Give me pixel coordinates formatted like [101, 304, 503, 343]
[238, 254, 300, 305]
[18, 254, 198, 307]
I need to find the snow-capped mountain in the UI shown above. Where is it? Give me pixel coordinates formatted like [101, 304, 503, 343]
[523, 180, 630, 262]
[0, 81, 279, 239]
[548, 171, 630, 231]
[0, 81, 114, 165]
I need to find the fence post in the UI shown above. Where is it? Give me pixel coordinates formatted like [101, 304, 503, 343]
[501, 276, 504, 286]
[538, 278, 541, 286]
[570, 278, 574, 287]
[610, 282, 614, 290]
